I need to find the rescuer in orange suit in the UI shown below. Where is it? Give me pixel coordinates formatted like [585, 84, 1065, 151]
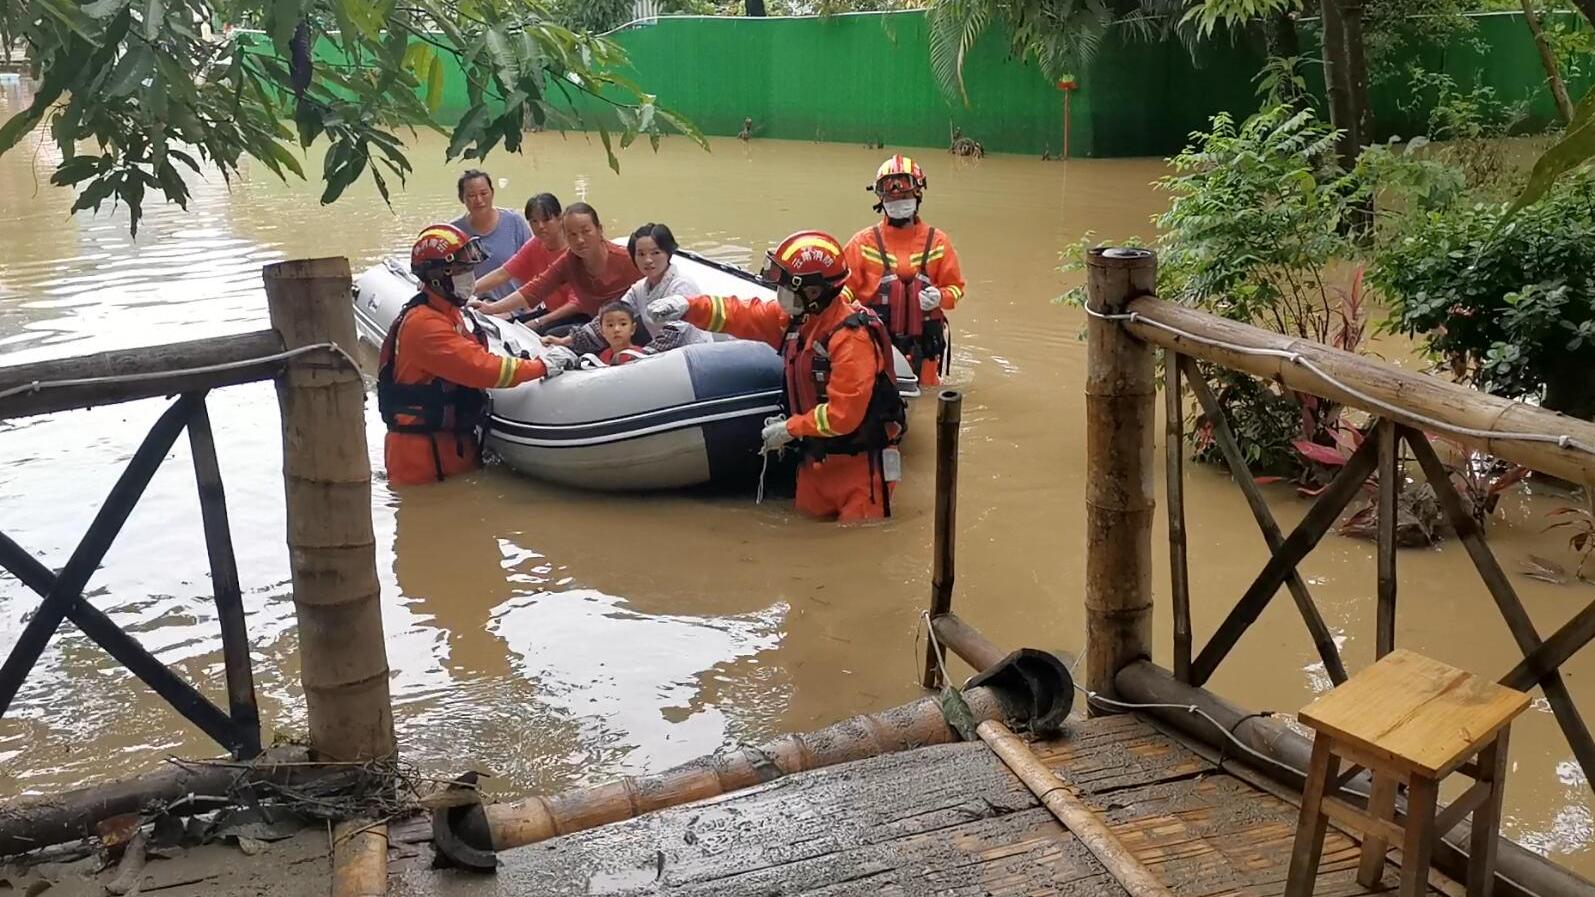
[649, 230, 907, 523]
[843, 154, 966, 385]
[379, 223, 579, 486]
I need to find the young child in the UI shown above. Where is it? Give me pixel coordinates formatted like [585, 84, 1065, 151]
[595, 301, 651, 366]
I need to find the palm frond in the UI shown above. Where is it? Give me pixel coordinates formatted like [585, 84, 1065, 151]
[927, 0, 993, 107]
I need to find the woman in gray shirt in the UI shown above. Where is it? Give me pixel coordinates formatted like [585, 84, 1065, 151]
[451, 169, 533, 301]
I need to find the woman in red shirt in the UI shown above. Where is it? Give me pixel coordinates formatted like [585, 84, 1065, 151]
[474, 203, 639, 335]
[470, 193, 575, 315]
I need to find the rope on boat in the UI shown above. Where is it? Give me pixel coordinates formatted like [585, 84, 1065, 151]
[1083, 304, 1595, 459]
[0, 343, 362, 405]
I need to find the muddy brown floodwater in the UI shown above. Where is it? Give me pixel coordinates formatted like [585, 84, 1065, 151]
[0, 77, 1590, 874]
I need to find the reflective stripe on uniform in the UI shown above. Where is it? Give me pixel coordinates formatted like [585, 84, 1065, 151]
[494, 356, 517, 388]
[708, 296, 727, 331]
[860, 246, 894, 269]
[813, 402, 835, 437]
[911, 247, 946, 267]
[944, 284, 964, 302]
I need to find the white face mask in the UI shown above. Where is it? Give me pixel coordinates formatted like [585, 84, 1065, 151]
[450, 271, 477, 300]
[777, 286, 804, 316]
[882, 199, 917, 220]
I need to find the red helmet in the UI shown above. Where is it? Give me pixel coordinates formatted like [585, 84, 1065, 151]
[868, 154, 927, 199]
[411, 223, 486, 277]
[762, 231, 850, 315]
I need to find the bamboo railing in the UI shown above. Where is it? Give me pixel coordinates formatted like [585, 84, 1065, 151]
[0, 259, 395, 885]
[1085, 246, 1595, 862]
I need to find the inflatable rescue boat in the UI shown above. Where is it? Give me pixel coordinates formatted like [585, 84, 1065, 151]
[351, 250, 921, 491]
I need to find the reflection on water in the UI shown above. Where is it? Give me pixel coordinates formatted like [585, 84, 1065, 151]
[0, 76, 1591, 871]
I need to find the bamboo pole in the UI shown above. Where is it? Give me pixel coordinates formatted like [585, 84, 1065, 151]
[0, 330, 285, 419]
[1115, 660, 1595, 897]
[922, 389, 964, 689]
[1375, 420, 1398, 659]
[1164, 353, 1192, 682]
[1123, 297, 1595, 486]
[461, 686, 1018, 855]
[263, 258, 394, 765]
[931, 612, 1006, 673]
[1084, 248, 1157, 702]
[977, 720, 1175, 897]
[332, 820, 389, 897]
[0, 748, 313, 855]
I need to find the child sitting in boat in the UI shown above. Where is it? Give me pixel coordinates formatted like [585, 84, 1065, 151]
[595, 301, 652, 366]
[554, 223, 703, 356]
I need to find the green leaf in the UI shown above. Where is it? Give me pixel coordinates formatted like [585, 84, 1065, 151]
[70, 175, 119, 214]
[82, 0, 126, 18]
[426, 54, 445, 116]
[269, 0, 303, 51]
[106, 44, 155, 97]
[654, 107, 707, 150]
[447, 104, 490, 160]
[142, 0, 164, 41]
[1506, 116, 1595, 217]
[596, 121, 619, 175]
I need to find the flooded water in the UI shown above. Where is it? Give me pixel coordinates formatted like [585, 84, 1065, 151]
[1, 77, 1591, 873]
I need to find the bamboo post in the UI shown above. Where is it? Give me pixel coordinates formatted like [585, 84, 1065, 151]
[922, 389, 964, 689]
[1375, 419, 1398, 659]
[1084, 247, 1157, 703]
[978, 720, 1175, 897]
[1164, 352, 1191, 682]
[263, 258, 395, 764]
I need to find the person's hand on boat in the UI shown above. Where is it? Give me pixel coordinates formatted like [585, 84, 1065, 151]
[541, 334, 574, 348]
[760, 416, 795, 453]
[467, 297, 488, 310]
[919, 284, 942, 312]
[648, 295, 689, 322]
[540, 346, 580, 378]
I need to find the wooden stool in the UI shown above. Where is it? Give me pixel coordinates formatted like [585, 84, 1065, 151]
[1283, 649, 1529, 897]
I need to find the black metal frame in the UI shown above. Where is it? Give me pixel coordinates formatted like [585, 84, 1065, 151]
[0, 392, 261, 758]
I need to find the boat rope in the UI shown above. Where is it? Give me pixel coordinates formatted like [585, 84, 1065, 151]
[1083, 303, 1595, 459]
[0, 343, 362, 407]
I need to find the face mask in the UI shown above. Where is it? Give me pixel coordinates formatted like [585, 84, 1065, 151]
[882, 199, 917, 220]
[777, 286, 804, 316]
[450, 271, 477, 301]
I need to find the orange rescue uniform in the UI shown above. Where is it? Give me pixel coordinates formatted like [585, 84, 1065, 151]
[684, 291, 897, 522]
[843, 220, 965, 385]
[380, 293, 548, 486]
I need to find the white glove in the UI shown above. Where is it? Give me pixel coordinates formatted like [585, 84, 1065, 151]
[761, 417, 795, 453]
[919, 284, 943, 312]
[648, 295, 689, 322]
[540, 345, 579, 378]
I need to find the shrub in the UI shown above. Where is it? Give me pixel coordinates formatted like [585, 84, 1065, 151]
[1372, 169, 1595, 419]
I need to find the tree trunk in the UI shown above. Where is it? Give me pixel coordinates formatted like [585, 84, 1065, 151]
[1264, 9, 1299, 59]
[1571, 0, 1595, 30]
[746, 0, 766, 15]
[1341, 0, 1373, 151]
[1339, 0, 1375, 235]
[1521, 0, 1576, 124]
[1319, 0, 1356, 168]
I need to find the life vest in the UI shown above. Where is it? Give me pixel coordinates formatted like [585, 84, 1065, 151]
[376, 294, 491, 479]
[781, 308, 907, 460]
[868, 225, 946, 370]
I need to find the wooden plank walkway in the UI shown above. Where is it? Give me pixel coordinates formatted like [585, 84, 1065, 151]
[391, 713, 1453, 896]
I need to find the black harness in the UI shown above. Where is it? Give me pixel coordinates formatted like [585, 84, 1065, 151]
[376, 294, 492, 482]
[781, 309, 909, 516]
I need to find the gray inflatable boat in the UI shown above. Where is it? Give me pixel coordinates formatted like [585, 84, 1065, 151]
[351, 250, 920, 491]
